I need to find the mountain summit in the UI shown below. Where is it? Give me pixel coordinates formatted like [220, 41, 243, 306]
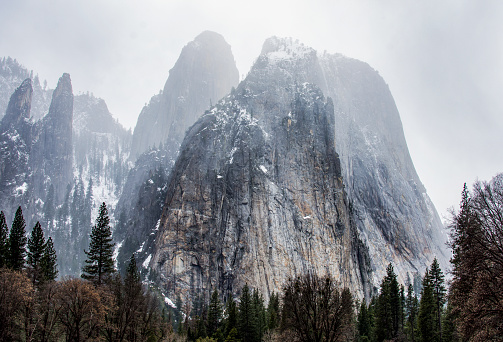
[141, 37, 448, 303]
[130, 31, 239, 158]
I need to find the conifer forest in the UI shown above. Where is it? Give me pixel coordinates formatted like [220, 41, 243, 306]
[1, 176, 502, 342]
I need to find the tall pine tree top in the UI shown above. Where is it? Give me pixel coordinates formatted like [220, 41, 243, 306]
[82, 202, 115, 285]
[27, 221, 46, 285]
[0, 211, 8, 268]
[8, 206, 27, 270]
[27, 221, 45, 268]
[41, 237, 58, 282]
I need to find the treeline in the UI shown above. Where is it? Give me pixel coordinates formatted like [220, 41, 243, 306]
[0, 203, 169, 342]
[1, 174, 503, 341]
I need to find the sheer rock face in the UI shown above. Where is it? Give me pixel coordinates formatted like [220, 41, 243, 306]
[115, 32, 239, 272]
[147, 37, 448, 302]
[31, 73, 74, 202]
[317, 55, 449, 282]
[148, 39, 373, 303]
[130, 31, 239, 159]
[0, 78, 33, 208]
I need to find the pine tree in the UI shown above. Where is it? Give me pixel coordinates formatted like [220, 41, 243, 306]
[207, 288, 223, 338]
[266, 292, 279, 330]
[40, 237, 58, 282]
[225, 296, 238, 337]
[121, 254, 144, 341]
[430, 258, 446, 340]
[27, 221, 46, 284]
[8, 206, 27, 270]
[252, 289, 266, 341]
[238, 284, 257, 342]
[375, 263, 401, 341]
[0, 211, 8, 268]
[405, 283, 419, 342]
[82, 202, 115, 285]
[418, 270, 437, 342]
[357, 299, 372, 341]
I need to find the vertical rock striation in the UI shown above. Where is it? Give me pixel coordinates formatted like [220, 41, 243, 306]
[149, 39, 372, 303]
[115, 32, 239, 272]
[318, 54, 449, 282]
[31, 73, 74, 202]
[0, 78, 33, 209]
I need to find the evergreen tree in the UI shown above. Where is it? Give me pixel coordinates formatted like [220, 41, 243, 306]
[207, 288, 223, 338]
[375, 263, 401, 341]
[430, 258, 446, 340]
[405, 283, 419, 342]
[82, 202, 115, 285]
[441, 299, 459, 342]
[40, 237, 58, 282]
[225, 296, 238, 337]
[251, 289, 266, 341]
[449, 179, 503, 339]
[71, 179, 84, 239]
[121, 254, 145, 341]
[8, 206, 27, 270]
[238, 284, 257, 342]
[125, 253, 141, 285]
[0, 211, 8, 268]
[400, 284, 406, 332]
[357, 299, 372, 342]
[418, 270, 437, 342]
[27, 221, 46, 284]
[266, 292, 279, 331]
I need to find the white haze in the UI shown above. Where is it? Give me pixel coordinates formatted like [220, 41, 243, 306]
[1, 0, 502, 221]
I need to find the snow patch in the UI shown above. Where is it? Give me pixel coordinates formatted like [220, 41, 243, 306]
[164, 295, 176, 309]
[15, 182, 28, 195]
[137, 241, 145, 253]
[142, 254, 152, 268]
[113, 240, 124, 268]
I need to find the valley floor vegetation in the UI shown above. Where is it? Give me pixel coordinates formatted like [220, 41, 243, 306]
[1, 175, 502, 341]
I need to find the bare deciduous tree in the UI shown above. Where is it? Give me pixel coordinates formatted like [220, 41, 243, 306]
[281, 273, 354, 342]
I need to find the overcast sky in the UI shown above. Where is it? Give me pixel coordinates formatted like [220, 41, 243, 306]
[1, 0, 502, 220]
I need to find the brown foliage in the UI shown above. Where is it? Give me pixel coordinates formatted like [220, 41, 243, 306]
[55, 277, 110, 341]
[281, 273, 355, 342]
[450, 177, 503, 341]
[0, 268, 34, 341]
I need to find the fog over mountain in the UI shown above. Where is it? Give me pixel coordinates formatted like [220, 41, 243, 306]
[1, 1, 501, 220]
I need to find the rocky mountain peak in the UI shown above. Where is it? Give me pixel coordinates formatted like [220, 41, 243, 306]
[144, 38, 372, 303]
[260, 36, 316, 62]
[1, 78, 33, 132]
[47, 73, 73, 122]
[130, 31, 239, 158]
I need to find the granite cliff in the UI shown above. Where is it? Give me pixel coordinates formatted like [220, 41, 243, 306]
[115, 31, 239, 272]
[147, 40, 373, 303]
[141, 38, 448, 304]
